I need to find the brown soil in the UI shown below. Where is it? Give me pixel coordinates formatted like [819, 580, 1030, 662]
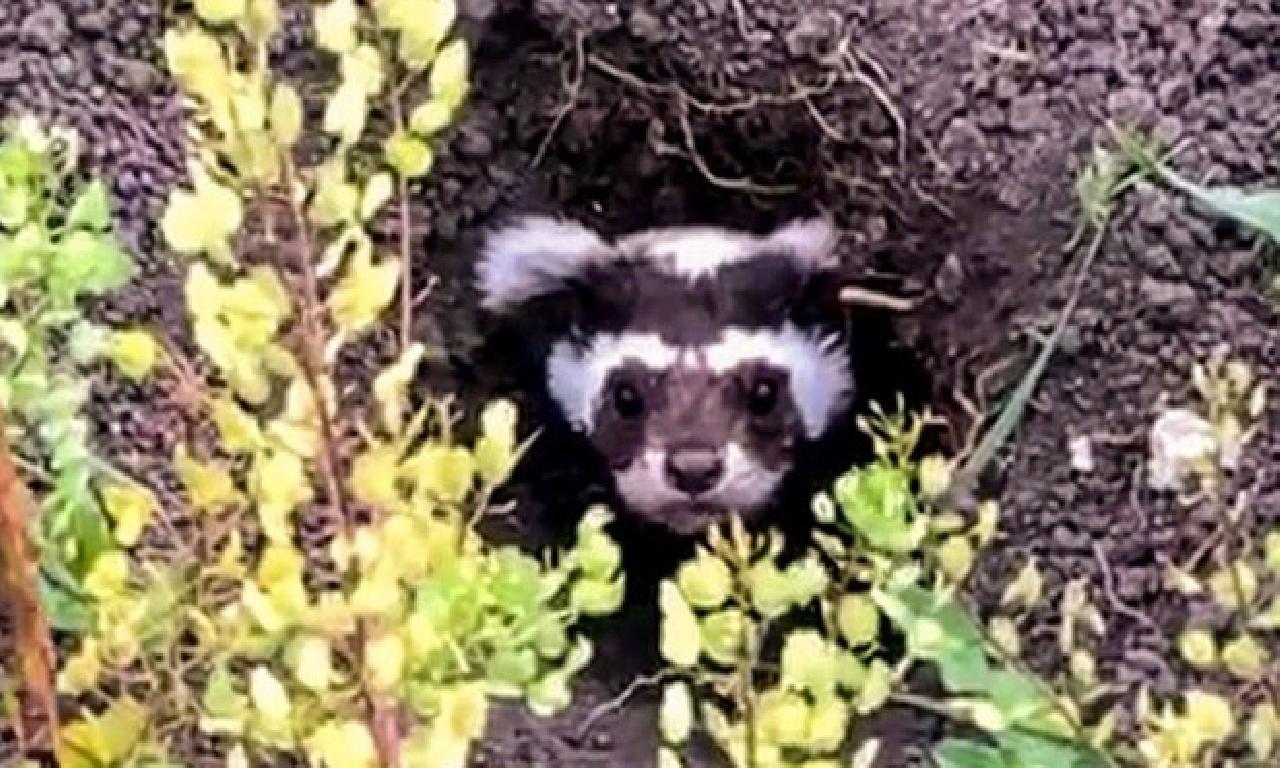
[3, 0, 1280, 766]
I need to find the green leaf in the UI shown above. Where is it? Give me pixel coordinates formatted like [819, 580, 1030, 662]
[67, 321, 109, 365]
[986, 671, 1047, 727]
[0, 223, 45, 284]
[934, 739, 1008, 768]
[409, 98, 454, 136]
[314, 0, 358, 54]
[397, 0, 457, 69]
[570, 575, 624, 617]
[269, 82, 303, 147]
[323, 81, 368, 146]
[660, 682, 693, 745]
[938, 642, 992, 694]
[384, 131, 433, 178]
[160, 171, 242, 258]
[1160, 171, 1280, 245]
[698, 608, 745, 667]
[360, 171, 394, 221]
[574, 528, 620, 582]
[836, 593, 879, 647]
[65, 180, 112, 231]
[488, 549, 541, 613]
[835, 464, 921, 553]
[195, 0, 246, 23]
[430, 38, 469, 110]
[675, 551, 731, 610]
[659, 579, 700, 667]
[38, 565, 94, 632]
[996, 729, 1107, 768]
[485, 647, 538, 689]
[526, 672, 571, 717]
[0, 182, 31, 227]
[52, 230, 134, 299]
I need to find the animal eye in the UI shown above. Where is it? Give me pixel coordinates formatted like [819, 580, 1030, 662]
[613, 381, 645, 419]
[748, 377, 779, 416]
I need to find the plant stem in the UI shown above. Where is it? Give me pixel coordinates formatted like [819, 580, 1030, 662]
[740, 622, 759, 768]
[0, 407, 59, 754]
[277, 162, 352, 534]
[277, 160, 400, 767]
[389, 93, 414, 353]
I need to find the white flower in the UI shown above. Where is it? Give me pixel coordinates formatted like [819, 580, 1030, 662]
[1148, 407, 1217, 490]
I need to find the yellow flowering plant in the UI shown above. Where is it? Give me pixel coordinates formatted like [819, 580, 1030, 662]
[49, 2, 623, 767]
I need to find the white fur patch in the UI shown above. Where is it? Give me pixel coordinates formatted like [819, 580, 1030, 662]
[547, 324, 850, 439]
[619, 216, 839, 281]
[546, 332, 680, 431]
[613, 443, 784, 516]
[476, 215, 608, 313]
[762, 217, 840, 272]
[617, 228, 758, 280]
[718, 442, 787, 509]
[704, 323, 852, 439]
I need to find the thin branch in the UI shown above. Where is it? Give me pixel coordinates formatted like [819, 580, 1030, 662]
[531, 31, 586, 169]
[276, 163, 353, 533]
[277, 158, 402, 767]
[389, 92, 415, 354]
[574, 669, 673, 742]
[839, 285, 918, 312]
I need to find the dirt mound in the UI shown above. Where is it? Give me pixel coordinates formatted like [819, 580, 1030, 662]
[4, 0, 1280, 765]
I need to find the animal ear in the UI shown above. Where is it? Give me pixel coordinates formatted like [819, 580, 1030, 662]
[761, 216, 840, 275]
[476, 215, 611, 314]
[763, 217, 846, 327]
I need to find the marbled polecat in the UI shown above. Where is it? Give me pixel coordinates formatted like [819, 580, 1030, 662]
[476, 215, 854, 535]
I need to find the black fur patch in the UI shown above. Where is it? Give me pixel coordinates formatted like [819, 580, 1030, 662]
[495, 246, 846, 358]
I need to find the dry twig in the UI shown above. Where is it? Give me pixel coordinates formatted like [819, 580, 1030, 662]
[0, 408, 59, 751]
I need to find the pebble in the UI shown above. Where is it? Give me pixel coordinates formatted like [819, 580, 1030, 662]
[0, 59, 21, 84]
[19, 2, 69, 51]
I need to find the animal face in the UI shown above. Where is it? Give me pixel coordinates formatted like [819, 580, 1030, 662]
[476, 216, 853, 534]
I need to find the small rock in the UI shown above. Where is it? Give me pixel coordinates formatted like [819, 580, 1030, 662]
[1226, 10, 1272, 44]
[785, 9, 835, 57]
[75, 9, 111, 36]
[113, 17, 144, 48]
[1138, 244, 1176, 274]
[456, 125, 494, 159]
[458, 0, 497, 22]
[1008, 93, 1052, 133]
[623, 7, 664, 44]
[116, 60, 162, 96]
[20, 2, 70, 52]
[51, 53, 77, 79]
[933, 253, 965, 305]
[1107, 86, 1157, 127]
[1156, 78, 1191, 110]
[0, 59, 22, 84]
[1140, 276, 1196, 312]
[1058, 322, 1084, 355]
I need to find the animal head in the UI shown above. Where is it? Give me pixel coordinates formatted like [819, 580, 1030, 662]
[475, 215, 854, 534]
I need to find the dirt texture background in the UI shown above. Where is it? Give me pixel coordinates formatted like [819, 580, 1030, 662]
[3, 0, 1280, 766]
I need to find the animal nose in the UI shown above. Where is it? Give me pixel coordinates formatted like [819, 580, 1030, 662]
[665, 447, 724, 496]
